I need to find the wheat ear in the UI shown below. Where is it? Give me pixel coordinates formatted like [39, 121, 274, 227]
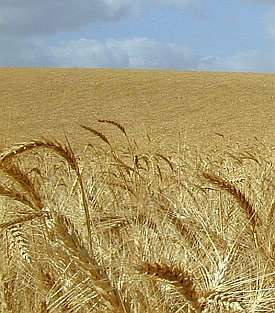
[0, 162, 43, 210]
[138, 261, 202, 312]
[0, 185, 35, 210]
[202, 172, 261, 232]
[0, 212, 43, 231]
[201, 292, 245, 312]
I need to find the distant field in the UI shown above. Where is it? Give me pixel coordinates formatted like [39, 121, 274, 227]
[0, 68, 274, 312]
[0, 68, 274, 152]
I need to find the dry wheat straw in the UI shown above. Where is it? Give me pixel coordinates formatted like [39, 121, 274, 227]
[51, 212, 129, 313]
[154, 153, 174, 172]
[0, 121, 273, 312]
[1, 138, 93, 251]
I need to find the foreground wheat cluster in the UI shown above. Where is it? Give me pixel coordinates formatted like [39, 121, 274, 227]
[0, 120, 274, 313]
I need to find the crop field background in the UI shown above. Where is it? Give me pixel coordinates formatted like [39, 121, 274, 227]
[0, 68, 274, 151]
[0, 68, 274, 312]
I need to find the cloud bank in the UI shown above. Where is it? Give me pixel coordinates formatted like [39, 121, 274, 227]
[0, 1, 136, 36]
[0, 0, 274, 72]
[1, 35, 274, 73]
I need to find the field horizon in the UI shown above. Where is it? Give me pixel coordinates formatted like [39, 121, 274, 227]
[0, 68, 274, 154]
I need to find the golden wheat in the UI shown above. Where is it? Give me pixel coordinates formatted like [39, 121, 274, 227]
[0, 122, 274, 312]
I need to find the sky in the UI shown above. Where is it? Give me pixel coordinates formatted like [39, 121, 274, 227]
[1, 0, 275, 72]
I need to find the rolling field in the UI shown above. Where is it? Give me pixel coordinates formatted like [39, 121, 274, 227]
[0, 68, 274, 151]
[0, 68, 274, 313]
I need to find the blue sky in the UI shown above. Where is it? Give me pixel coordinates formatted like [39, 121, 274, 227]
[1, 0, 275, 72]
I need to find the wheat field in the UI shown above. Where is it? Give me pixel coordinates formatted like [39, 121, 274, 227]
[0, 69, 274, 312]
[0, 68, 274, 151]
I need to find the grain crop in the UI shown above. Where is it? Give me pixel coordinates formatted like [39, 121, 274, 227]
[0, 68, 274, 312]
[0, 118, 274, 312]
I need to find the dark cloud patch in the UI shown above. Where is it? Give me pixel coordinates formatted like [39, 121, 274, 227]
[0, 0, 203, 37]
[0, 0, 133, 36]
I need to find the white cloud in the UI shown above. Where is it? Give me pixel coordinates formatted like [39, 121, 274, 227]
[199, 50, 275, 73]
[50, 39, 129, 68]
[49, 38, 198, 69]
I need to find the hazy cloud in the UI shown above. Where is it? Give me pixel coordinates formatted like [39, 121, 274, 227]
[50, 39, 275, 72]
[0, 35, 55, 67]
[50, 39, 129, 68]
[50, 38, 199, 70]
[266, 6, 275, 37]
[199, 50, 275, 73]
[0, 36, 198, 69]
[154, 0, 202, 10]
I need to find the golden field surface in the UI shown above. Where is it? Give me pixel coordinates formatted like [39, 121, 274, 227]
[0, 68, 274, 152]
[0, 68, 274, 313]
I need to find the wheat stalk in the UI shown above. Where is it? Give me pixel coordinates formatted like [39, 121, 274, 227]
[50, 211, 129, 313]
